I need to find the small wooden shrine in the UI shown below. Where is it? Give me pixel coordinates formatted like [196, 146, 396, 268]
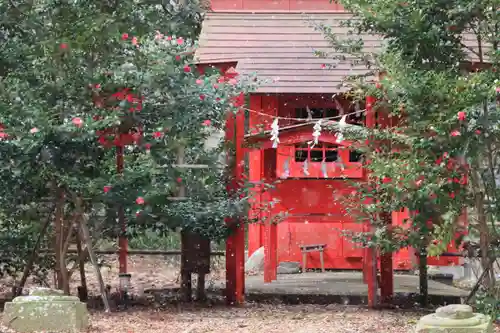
[194, 0, 469, 306]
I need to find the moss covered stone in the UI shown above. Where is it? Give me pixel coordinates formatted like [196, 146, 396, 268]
[416, 304, 493, 333]
[3, 288, 89, 332]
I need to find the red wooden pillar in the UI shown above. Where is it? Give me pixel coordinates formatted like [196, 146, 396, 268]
[225, 108, 245, 305]
[117, 145, 128, 274]
[364, 95, 378, 308]
[380, 213, 394, 305]
[263, 149, 278, 283]
[378, 107, 394, 305]
[247, 96, 263, 257]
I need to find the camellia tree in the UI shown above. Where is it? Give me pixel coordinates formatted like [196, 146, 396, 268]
[0, 0, 257, 294]
[319, 0, 499, 306]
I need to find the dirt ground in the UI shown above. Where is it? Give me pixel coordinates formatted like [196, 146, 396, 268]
[0, 255, 226, 298]
[0, 255, 498, 333]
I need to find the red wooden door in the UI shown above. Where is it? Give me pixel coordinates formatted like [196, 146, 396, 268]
[271, 179, 364, 269]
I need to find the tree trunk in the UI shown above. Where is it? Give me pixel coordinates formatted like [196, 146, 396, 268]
[418, 247, 429, 307]
[471, 171, 494, 289]
[76, 230, 88, 301]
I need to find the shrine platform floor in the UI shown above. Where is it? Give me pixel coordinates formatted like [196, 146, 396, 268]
[206, 272, 469, 307]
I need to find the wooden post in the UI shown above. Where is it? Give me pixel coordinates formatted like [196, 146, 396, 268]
[262, 148, 278, 283]
[247, 96, 263, 257]
[377, 95, 394, 307]
[263, 189, 276, 283]
[380, 213, 394, 305]
[364, 95, 378, 308]
[177, 146, 193, 302]
[224, 109, 246, 305]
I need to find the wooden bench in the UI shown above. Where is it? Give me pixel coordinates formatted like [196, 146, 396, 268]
[299, 244, 326, 273]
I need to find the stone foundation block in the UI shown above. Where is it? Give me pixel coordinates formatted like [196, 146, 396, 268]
[3, 288, 89, 332]
[416, 304, 493, 333]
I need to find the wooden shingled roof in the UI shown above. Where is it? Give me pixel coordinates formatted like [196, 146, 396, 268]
[195, 12, 379, 93]
[195, 12, 489, 94]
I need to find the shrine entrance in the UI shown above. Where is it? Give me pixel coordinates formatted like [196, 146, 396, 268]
[246, 94, 367, 274]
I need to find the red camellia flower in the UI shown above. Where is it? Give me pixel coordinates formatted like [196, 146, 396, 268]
[175, 55, 181, 61]
[450, 130, 461, 137]
[475, 129, 481, 135]
[449, 192, 456, 199]
[202, 119, 212, 126]
[60, 43, 68, 50]
[152, 131, 163, 139]
[0, 132, 8, 139]
[457, 111, 466, 121]
[177, 37, 184, 45]
[199, 94, 205, 101]
[131, 37, 138, 46]
[121, 33, 129, 40]
[144, 143, 152, 151]
[382, 176, 392, 184]
[72, 117, 83, 127]
[320, 64, 326, 69]
[196, 79, 203, 85]
[30, 127, 39, 134]
[375, 82, 382, 89]
[136, 197, 145, 205]
[177, 177, 182, 183]
[103, 186, 111, 193]
[183, 65, 191, 73]
[167, 36, 172, 41]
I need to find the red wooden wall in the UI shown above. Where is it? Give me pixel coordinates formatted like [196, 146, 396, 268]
[247, 93, 463, 271]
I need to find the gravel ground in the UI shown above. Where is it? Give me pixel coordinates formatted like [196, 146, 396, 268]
[88, 304, 423, 333]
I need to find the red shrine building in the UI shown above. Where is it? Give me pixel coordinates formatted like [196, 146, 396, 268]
[195, 0, 466, 306]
